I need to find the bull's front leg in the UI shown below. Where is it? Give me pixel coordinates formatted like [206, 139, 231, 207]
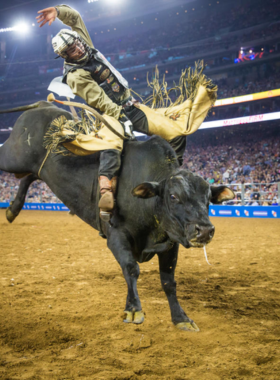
[158, 245, 199, 332]
[107, 228, 145, 324]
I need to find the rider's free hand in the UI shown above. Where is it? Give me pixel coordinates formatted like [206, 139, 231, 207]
[36, 7, 58, 28]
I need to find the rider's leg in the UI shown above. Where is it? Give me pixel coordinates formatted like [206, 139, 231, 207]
[168, 136, 186, 166]
[124, 105, 186, 165]
[98, 149, 121, 218]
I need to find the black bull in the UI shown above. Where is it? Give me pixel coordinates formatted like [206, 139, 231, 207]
[0, 101, 234, 331]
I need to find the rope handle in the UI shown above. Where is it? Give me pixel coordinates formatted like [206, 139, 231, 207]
[47, 93, 128, 141]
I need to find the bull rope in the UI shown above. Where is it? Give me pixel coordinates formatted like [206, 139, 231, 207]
[38, 148, 51, 178]
[47, 93, 128, 141]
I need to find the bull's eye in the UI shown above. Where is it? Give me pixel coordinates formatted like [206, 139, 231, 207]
[170, 194, 178, 201]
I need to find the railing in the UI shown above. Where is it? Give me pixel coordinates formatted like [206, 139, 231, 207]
[222, 182, 280, 206]
[1, 182, 279, 206]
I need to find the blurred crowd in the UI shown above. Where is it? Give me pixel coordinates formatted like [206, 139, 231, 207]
[0, 172, 61, 204]
[183, 124, 280, 205]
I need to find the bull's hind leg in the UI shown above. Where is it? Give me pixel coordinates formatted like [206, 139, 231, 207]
[158, 245, 199, 332]
[107, 228, 144, 324]
[0, 141, 28, 173]
[6, 174, 38, 223]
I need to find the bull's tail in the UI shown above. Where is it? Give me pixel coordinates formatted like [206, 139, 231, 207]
[0, 102, 40, 114]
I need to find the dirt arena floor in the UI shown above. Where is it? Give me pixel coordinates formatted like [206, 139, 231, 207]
[0, 210, 279, 380]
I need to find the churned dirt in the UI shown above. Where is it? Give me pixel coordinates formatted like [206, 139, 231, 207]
[0, 210, 279, 380]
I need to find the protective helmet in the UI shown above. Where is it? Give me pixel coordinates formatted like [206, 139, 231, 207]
[52, 29, 78, 58]
[52, 29, 90, 62]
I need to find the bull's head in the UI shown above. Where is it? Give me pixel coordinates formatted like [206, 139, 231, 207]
[132, 169, 234, 249]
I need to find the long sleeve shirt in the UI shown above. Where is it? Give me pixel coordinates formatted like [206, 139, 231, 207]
[56, 5, 129, 119]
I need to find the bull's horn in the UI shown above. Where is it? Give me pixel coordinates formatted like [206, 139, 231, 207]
[47, 93, 127, 140]
[0, 102, 40, 114]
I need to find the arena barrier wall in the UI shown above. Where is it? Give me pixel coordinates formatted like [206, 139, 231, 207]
[209, 205, 279, 219]
[0, 202, 69, 211]
[0, 203, 279, 218]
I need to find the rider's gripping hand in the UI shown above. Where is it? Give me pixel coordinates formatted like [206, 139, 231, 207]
[36, 7, 58, 28]
[118, 112, 135, 140]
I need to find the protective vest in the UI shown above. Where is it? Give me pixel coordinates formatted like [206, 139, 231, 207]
[62, 48, 130, 106]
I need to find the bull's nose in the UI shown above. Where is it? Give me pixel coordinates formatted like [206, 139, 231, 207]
[195, 225, 215, 241]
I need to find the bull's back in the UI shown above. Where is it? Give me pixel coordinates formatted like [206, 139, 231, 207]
[0, 102, 73, 173]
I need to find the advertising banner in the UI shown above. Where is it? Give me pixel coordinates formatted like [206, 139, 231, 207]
[209, 205, 279, 219]
[0, 203, 279, 218]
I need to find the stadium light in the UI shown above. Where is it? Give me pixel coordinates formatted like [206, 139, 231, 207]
[14, 23, 29, 33]
[0, 23, 30, 33]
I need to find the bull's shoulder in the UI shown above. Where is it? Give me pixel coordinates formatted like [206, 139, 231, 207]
[123, 136, 179, 172]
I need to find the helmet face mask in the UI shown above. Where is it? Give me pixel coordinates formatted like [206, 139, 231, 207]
[52, 29, 89, 62]
[65, 39, 86, 60]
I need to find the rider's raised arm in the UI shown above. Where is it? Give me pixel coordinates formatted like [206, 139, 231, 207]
[55, 5, 94, 48]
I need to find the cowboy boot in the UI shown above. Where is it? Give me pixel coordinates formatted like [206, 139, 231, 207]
[98, 176, 117, 221]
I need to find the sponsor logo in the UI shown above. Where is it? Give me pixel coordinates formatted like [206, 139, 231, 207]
[94, 64, 102, 73]
[100, 68, 110, 82]
[112, 82, 120, 92]
[244, 210, 249, 216]
[210, 209, 216, 215]
[272, 210, 277, 217]
[219, 210, 232, 215]
[253, 211, 268, 216]
[107, 75, 114, 83]
[235, 209, 240, 216]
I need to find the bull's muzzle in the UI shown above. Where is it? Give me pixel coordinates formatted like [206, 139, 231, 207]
[189, 224, 215, 247]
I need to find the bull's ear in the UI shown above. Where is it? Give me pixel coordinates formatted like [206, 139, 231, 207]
[132, 181, 161, 198]
[210, 186, 235, 204]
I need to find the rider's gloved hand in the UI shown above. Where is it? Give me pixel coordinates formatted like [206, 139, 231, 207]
[118, 111, 135, 140]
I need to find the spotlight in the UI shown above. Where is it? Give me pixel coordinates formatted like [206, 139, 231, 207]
[13, 23, 29, 33]
[0, 23, 29, 33]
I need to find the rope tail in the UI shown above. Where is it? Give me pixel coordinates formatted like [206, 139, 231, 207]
[0, 102, 41, 114]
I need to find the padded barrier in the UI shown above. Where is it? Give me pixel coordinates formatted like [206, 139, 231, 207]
[0, 203, 279, 218]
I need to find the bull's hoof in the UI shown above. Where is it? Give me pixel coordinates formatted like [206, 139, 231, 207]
[123, 310, 145, 324]
[175, 321, 200, 332]
[6, 205, 17, 224]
